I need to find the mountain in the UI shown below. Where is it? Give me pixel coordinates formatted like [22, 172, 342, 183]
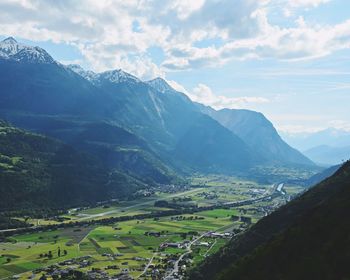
[304, 163, 341, 187]
[0, 37, 315, 178]
[69, 122, 176, 184]
[65, 64, 97, 81]
[0, 38, 215, 176]
[198, 105, 314, 167]
[0, 120, 145, 212]
[146, 77, 191, 103]
[303, 144, 350, 166]
[147, 77, 175, 93]
[88, 71, 257, 173]
[0, 38, 179, 184]
[190, 161, 350, 280]
[280, 128, 350, 151]
[0, 41, 109, 116]
[174, 115, 257, 173]
[0, 37, 55, 64]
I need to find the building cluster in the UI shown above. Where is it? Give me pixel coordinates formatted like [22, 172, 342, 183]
[206, 232, 232, 238]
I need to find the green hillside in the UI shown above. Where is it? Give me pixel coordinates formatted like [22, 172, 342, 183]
[0, 120, 145, 212]
[190, 161, 350, 280]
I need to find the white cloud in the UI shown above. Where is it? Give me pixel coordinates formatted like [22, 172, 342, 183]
[159, 81, 270, 109]
[269, 114, 350, 134]
[328, 120, 350, 131]
[78, 41, 164, 79]
[170, 0, 205, 20]
[162, 7, 350, 70]
[0, 0, 170, 76]
[277, 121, 350, 134]
[282, 0, 331, 19]
[288, 0, 331, 8]
[0, 0, 348, 73]
[277, 124, 326, 133]
[188, 83, 269, 109]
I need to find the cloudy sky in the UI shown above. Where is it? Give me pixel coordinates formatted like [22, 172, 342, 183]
[1, 0, 350, 134]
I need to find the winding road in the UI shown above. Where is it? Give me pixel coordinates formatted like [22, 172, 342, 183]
[164, 231, 208, 280]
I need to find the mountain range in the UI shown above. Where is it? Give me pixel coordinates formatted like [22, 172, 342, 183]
[303, 145, 350, 166]
[281, 128, 350, 151]
[0, 37, 316, 210]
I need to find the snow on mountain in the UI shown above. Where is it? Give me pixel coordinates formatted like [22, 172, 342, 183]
[146, 77, 193, 105]
[146, 77, 175, 93]
[66, 64, 98, 82]
[98, 69, 141, 84]
[0, 37, 55, 64]
[0, 37, 23, 57]
[68, 64, 141, 85]
[12, 47, 55, 64]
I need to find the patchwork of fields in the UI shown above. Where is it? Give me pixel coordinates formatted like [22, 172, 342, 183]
[0, 176, 302, 279]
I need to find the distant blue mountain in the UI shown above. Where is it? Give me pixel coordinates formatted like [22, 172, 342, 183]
[304, 163, 341, 187]
[280, 128, 350, 151]
[304, 145, 350, 166]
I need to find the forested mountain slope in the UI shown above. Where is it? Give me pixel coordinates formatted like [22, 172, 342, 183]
[190, 161, 350, 280]
[0, 120, 145, 211]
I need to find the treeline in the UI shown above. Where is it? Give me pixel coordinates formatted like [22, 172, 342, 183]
[1, 202, 246, 240]
[0, 216, 29, 230]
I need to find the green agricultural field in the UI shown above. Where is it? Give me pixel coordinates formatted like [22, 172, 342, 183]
[28, 183, 249, 226]
[0, 213, 237, 279]
[196, 209, 239, 219]
[0, 176, 305, 279]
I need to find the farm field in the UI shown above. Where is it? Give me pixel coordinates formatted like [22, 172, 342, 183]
[0, 213, 238, 279]
[0, 175, 302, 280]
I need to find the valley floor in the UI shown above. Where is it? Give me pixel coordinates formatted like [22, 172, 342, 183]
[0, 176, 304, 280]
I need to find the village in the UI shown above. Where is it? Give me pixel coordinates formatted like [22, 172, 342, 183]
[0, 177, 302, 280]
[14, 229, 235, 280]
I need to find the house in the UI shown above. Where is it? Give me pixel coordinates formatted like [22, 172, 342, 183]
[121, 268, 129, 273]
[207, 232, 225, 238]
[160, 242, 181, 248]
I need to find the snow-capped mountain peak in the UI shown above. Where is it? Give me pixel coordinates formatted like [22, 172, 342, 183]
[13, 46, 55, 64]
[146, 77, 175, 93]
[2, 37, 17, 44]
[66, 64, 98, 82]
[66, 64, 141, 85]
[99, 69, 141, 84]
[0, 37, 55, 64]
[0, 37, 23, 57]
